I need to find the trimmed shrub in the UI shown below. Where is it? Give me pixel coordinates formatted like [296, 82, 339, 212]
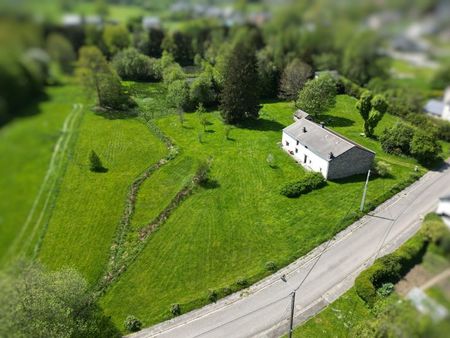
[124, 315, 142, 332]
[265, 261, 277, 272]
[410, 131, 442, 165]
[207, 289, 218, 303]
[236, 278, 248, 288]
[355, 220, 431, 307]
[372, 161, 391, 178]
[112, 48, 159, 81]
[170, 303, 181, 317]
[280, 172, 326, 198]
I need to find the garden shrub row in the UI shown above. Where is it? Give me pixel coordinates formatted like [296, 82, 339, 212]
[355, 214, 448, 306]
[280, 172, 326, 198]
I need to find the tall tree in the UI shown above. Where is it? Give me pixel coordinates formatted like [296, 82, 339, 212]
[0, 262, 119, 337]
[279, 58, 313, 100]
[356, 91, 388, 137]
[220, 38, 260, 124]
[162, 31, 193, 66]
[76, 46, 134, 111]
[103, 25, 130, 56]
[341, 31, 389, 86]
[296, 74, 336, 117]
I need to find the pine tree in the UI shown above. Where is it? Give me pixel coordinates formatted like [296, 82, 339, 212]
[220, 39, 260, 124]
[89, 150, 104, 172]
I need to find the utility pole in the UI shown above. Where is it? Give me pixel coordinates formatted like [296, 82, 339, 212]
[360, 170, 371, 212]
[288, 291, 296, 338]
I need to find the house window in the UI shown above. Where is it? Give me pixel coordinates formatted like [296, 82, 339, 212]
[285, 141, 289, 146]
[295, 148, 298, 153]
[304, 154, 307, 163]
[296, 140, 299, 145]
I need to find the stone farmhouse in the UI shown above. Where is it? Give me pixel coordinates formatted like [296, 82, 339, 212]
[282, 110, 375, 180]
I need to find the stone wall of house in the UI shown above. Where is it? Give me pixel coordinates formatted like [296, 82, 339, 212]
[327, 147, 374, 180]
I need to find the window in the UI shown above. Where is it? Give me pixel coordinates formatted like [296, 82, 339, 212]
[295, 148, 298, 153]
[285, 141, 289, 146]
[296, 140, 299, 145]
[304, 155, 307, 163]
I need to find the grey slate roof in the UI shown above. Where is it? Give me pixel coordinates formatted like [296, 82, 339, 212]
[293, 109, 311, 120]
[283, 118, 375, 160]
[424, 99, 445, 116]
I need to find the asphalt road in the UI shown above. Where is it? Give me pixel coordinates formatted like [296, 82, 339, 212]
[131, 161, 450, 338]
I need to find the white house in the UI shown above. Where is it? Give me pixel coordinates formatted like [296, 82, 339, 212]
[424, 87, 450, 121]
[437, 194, 450, 227]
[282, 111, 375, 180]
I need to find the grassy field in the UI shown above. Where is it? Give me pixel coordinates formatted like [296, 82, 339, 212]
[0, 85, 85, 265]
[38, 112, 167, 284]
[100, 95, 432, 328]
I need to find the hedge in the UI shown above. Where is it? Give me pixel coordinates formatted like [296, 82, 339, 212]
[280, 172, 326, 198]
[354, 214, 446, 306]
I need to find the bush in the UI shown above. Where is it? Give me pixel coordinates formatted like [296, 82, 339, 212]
[265, 261, 277, 272]
[207, 290, 218, 303]
[410, 131, 442, 165]
[190, 73, 216, 107]
[124, 315, 142, 332]
[222, 287, 232, 296]
[280, 172, 326, 198]
[372, 161, 391, 178]
[112, 48, 159, 81]
[355, 271, 377, 306]
[336, 76, 363, 98]
[379, 123, 414, 155]
[377, 283, 394, 297]
[236, 278, 248, 288]
[170, 303, 181, 317]
[166, 80, 192, 111]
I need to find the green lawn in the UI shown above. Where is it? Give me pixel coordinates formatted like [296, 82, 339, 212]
[293, 289, 371, 337]
[100, 95, 432, 328]
[38, 112, 167, 284]
[0, 85, 85, 265]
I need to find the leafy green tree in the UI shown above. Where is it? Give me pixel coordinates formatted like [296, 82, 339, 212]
[279, 58, 313, 100]
[196, 103, 208, 131]
[190, 72, 216, 107]
[76, 46, 134, 111]
[380, 123, 415, 155]
[410, 131, 442, 164]
[162, 31, 193, 66]
[112, 48, 158, 81]
[296, 74, 336, 117]
[95, 0, 109, 18]
[356, 91, 388, 137]
[220, 38, 260, 124]
[341, 31, 389, 85]
[0, 262, 119, 338]
[167, 80, 191, 112]
[103, 25, 130, 55]
[46, 33, 76, 73]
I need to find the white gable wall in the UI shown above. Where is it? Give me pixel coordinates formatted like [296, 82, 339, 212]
[282, 131, 329, 178]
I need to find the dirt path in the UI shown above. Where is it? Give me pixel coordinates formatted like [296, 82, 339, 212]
[5, 103, 84, 261]
[421, 268, 450, 291]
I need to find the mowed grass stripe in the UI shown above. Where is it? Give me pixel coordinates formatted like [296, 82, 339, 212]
[38, 113, 167, 284]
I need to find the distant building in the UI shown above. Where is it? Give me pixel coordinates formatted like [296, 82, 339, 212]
[437, 194, 450, 227]
[62, 14, 82, 27]
[282, 111, 375, 180]
[142, 16, 161, 30]
[424, 87, 450, 121]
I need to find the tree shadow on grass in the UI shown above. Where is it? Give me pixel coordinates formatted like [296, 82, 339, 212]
[318, 114, 355, 128]
[200, 179, 220, 189]
[93, 107, 138, 120]
[238, 118, 285, 132]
